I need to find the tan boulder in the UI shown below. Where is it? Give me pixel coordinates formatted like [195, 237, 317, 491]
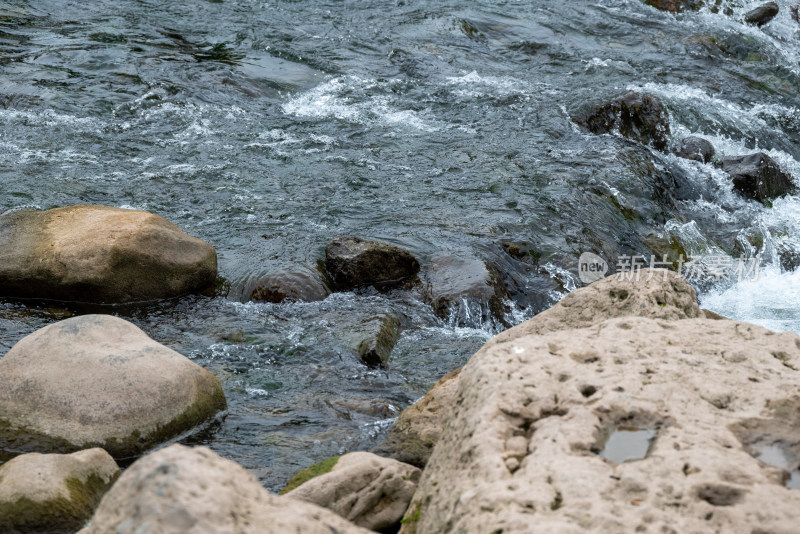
[285, 452, 420, 532]
[400, 316, 800, 533]
[80, 444, 373, 534]
[0, 448, 119, 533]
[0, 204, 217, 303]
[377, 270, 702, 466]
[0, 315, 226, 458]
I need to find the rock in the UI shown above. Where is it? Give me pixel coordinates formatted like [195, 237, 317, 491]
[246, 270, 329, 303]
[285, 452, 421, 532]
[644, 0, 704, 12]
[0, 449, 119, 534]
[500, 241, 541, 263]
[325, 236, 420, 291]
[575, 93, 671, 152]
[80, 444, 371, 534]
[721, 153, 796, 203]
[0, 205, 217, 303]
[676, 136, 715, 163]
[399, 316, 800, 533]
[424, 254, 507, 328]
[339, 314, 402, 368]
[377, 270, 701, 468]
[744, 2, 779, 26]
[0, 315, 226, 458]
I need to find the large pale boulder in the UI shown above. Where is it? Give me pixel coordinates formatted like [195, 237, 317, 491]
[400, 316, 800, 533]
[79, 444, 372, 534]
[0, 205, 217, 303]
[0, 449, 119, 533]
[0, 315, 226, 458]
[376, 270, 702, 466]
[285, 452, 421, 532]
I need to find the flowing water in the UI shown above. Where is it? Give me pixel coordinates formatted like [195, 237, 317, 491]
[3, 0, 800, 490]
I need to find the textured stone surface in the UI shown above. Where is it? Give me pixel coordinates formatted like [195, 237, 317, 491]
[325, 236, 419, 290]
[0, 449, 119, 534]
[0, 205, 217, 303]
[80, 445, 372, 534]
[721, 152, 796, 203]
[286, 452, 420, 532]
[0, 315, 226, 458]
[339, 314, 402, 368]
[246, 270, 329, 303]
[575, 93, 671, 151]
[676, 136, 715, 164]
[400, 317, 800, 533]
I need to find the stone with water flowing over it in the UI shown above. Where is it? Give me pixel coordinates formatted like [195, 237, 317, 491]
[0, 315, 227, 459]
[79, 444, 372, 534]
[721, 152, 796, 203]
[338, 313, 402, 368]
[0, 204, 217, 304]
[574, 92, 671, 151]
[676, 136, 715, 164]
[245, 269, 329, 303]
[744, 2, 779, 26]
[0, 449, 119, 534]
[643, 0, 704, 12]
[325, 236, 420, 291]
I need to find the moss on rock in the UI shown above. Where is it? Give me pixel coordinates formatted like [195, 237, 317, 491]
[279, 456, 341, 495]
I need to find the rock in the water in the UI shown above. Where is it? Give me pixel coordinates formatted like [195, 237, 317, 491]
[0, 449, 119, 534]
[79, 444, 372, 534]
[644, 0, 704, 12]
[377, 270, 701, 468]
[744, 2, 779, 26]
[0, 315, 226, 458]
[285, 452, 421, 532]
[424, 254, 507, 328]
[339, 314, 402, 368]
[721, 153, 795, 202]
[246, 270, 329, 303]
[325, 236, 420, 290]
[676, 136, 715, 163]
[575, 93, 671, 151]
[0, 205, 217, 303]
[400, 316, 800, 533]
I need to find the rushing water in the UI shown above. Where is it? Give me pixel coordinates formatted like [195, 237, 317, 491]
[3, 0, 800, 490]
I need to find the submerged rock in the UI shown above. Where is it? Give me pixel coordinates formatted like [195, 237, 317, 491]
[80, 444, 372, 534]
[0, 315, 226, 458]
[0, 204, 217, 303]
[721, 152, 795, 203]
[325, 236, 420, 291]
[744, 2, 779, 26]
[285, 452, 420, 532]
[676, 136, 715, 163]
[0, 449, 119, 534]
[644, 0, 704, 12]
[338, 314, 402, 368]
[246, 269, 329, 303]
[399, 314, 800, 533]
[377, 270, 701, 468]
[575, 92, 671, 151]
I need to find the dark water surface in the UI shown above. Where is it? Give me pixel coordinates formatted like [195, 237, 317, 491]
[3, 0, 800, 489]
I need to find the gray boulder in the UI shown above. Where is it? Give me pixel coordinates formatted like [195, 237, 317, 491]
[676, 136, 715, 163]
[744, 2, 779, 26]
[721, 152, 795, 203]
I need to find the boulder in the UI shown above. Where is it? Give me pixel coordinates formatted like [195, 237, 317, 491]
[721, 153, 795, 203]
[246, 270, 329, 303]
[376, 270, 701, 467]
[0, 205, 217, 303]
[744, 2, 779, 26]
[0, 449, 119, 534]
[325, 237, 420, 290]
[644, 0, 704, 12]
[575, 93, 671, 151]
[285, 452, 420, 532]
[676, 136, 715, 164]
[400, 316, 800, 533]
[0, 315, 226, 458]
[424, 254, 507, 328]
[79, 444, 372, 534]
[338, 314, 402, 368]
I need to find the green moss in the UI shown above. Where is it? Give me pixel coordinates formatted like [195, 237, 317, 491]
[400, 504, 421, 524]
[279, 455, 341, 495]
[551, 490, 563, 511]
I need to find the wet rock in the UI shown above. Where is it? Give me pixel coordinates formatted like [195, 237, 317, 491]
[575, 92, 671, 151]
[424, 254, 507, 328]
[721, 153, 796, 203]
[399, 314, 800, 533]
[0, 315, 226, 458]
[644, 0, 704, 12]
[79, 444, 372, 534]
[325, 236, 420, 291]
[676, 136, 715, 163]
[0, 205, 217, 303]
[379, 270, 701, 468]
[744, 2, 779, 26]
[339, 314, 402, 368]
[777, 240, 800, 272]
[0, 449, 119, 534]
[500, 240, 541, 263]
[285, 452, 420, 532]
[246, 270, 329, 303]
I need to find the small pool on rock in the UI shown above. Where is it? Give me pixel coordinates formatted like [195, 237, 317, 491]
[598, 427, 656, 463]
[755, 444, 800, 490]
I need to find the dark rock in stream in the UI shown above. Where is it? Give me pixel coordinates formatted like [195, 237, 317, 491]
[246, 270, 329, 303]
[574, 92, 671, 152]
[721, 152, 796, 203]
[676, 136, 715, 164]
[744, 2, 779, 27]
[644, 0, 704, 12]
[338, 314, 402, 368]
[325, 237, 420, 291]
